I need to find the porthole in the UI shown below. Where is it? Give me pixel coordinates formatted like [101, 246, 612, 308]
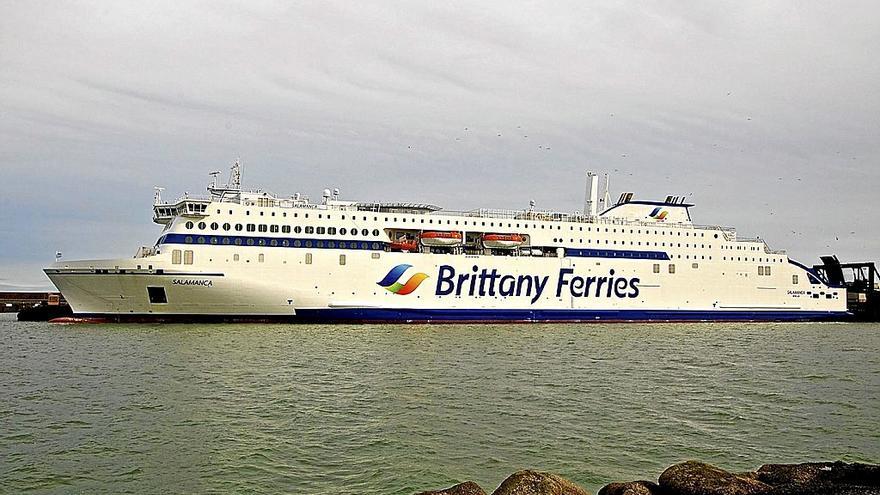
[185, 221, 194, 229]
[328, 241, 336, 248]
[305, 240, 313, 248]
[198, 222, 206, 230]
[184, 236, 193, 243]
[197, 236, 205, 244]
[372, 229, 380, 236]
[210, 222, 219, 230]
[340, 228, 347, 235]
[223, 223, 231, 231]
[258, 239, 266, 246]
[282, 240, 289, 247]
[371, 242, 380, 249]
[294, 226, 302, 234]
[234, 238, 242, 246]
[210, 237, 219, 244]
[316, 241, 324, 248]
[361, 229, 369, 236]
[222, 238, 231, 245]
[340, 241, 347, 248]
[247, 239, 255, 246]
[294, 240, 302, 247]
[270, 239, 278, 247]
[235, 224, 243, 231]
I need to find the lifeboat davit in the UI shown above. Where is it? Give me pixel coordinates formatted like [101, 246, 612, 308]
[482, 233, 525, 249]
[389, 238, 419, 252]
[420, 231, 463, 247]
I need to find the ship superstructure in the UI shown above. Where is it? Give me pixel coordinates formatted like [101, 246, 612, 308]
[45, 162, 848, 322]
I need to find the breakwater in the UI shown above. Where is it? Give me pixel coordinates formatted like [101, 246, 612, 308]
[417, 461, 880, 495]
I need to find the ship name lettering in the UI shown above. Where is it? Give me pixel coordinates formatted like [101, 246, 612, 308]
[171, 279, 213, 287]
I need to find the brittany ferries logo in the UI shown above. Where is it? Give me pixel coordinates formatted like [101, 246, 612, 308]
[649, 207, 669, 221]
[377, 264, 429, 295]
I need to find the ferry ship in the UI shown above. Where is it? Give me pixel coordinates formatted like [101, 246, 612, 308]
[45, 162, 848, 322]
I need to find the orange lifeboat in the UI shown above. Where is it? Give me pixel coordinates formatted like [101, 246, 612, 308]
[389, 238, 419, 252]
[482, 233, 525, 249]
[420, 231, 463, 247]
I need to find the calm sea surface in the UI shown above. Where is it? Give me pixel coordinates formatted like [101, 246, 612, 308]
[1, 313, 878, 494]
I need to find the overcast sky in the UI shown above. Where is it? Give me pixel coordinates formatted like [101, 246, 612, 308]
[1, 0, 878, 290]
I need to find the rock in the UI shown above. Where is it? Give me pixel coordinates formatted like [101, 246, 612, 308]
[416, 481, 488, 495]
[492, 470, 591, 495]
[757, 462, 880, 487]
[756, 462, 880, 494]
[597, 480, 661, 495]
[659, 460, 773, 495]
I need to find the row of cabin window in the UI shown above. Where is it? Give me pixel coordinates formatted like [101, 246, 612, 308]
[186, 221, 380, 237]
[651, 263, 792, 280]
[210, 209, 722, 238]
[181, 235, 383, 250]
[186, 219, 761, 255]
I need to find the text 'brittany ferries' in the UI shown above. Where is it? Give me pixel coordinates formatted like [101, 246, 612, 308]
[435, 265, 640, 304]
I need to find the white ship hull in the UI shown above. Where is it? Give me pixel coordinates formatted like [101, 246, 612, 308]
[46, 241, 846, 322]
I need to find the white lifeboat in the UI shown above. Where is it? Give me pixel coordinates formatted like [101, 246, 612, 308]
[420, 231, 463, 247]
[482, 233, 525, 249]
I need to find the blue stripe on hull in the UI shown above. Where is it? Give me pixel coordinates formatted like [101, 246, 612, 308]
[293, 308, 848, 323]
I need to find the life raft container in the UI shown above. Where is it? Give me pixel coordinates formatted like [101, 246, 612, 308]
[482, 233, 525, 249]
[420, 231, 463, 247]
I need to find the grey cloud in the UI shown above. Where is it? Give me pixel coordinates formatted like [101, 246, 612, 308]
[0, 0, 878, 289]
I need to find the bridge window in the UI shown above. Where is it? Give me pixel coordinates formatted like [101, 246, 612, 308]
[258, 224, 267, 233]
[317, 227, 326, 234]
[328, 227, 337, 235]
[281, 226, 290, 233]
[247, 224, 256, 232]
[305, 226, 314, 234]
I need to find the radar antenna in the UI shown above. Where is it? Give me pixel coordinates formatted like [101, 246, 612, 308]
[208, 171, 221, 189]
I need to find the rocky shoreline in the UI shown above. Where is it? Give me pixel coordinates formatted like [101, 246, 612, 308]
[416, 460, 879, 495]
